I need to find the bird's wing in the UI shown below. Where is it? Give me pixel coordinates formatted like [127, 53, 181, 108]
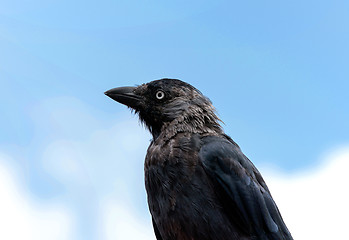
[199, 136, 292, 239]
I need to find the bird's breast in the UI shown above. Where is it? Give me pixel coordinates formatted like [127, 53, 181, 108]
[145, 133, 204, 215]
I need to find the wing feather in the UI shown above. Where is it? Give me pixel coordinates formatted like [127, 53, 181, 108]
[199, 136, 292, 239]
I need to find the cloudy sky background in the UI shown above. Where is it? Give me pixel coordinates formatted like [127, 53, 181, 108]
[1, 1, 349, 239]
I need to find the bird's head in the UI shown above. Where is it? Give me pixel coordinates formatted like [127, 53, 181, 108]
[105, 78, 222, 139]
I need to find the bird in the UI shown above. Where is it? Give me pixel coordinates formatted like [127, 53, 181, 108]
[105, 78, 293, 240]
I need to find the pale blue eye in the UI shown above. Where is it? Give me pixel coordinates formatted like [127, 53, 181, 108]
[155, 91, 165, 100]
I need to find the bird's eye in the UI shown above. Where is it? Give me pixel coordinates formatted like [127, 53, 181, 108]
[155, 90, 165, 100]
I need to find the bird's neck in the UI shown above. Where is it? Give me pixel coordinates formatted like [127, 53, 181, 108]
[153, 108, 223, 141]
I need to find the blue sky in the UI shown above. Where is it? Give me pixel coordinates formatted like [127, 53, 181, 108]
[1, 1, 349, 239]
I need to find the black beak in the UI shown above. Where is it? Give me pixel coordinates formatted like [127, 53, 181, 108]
[104, 86, 142, 109]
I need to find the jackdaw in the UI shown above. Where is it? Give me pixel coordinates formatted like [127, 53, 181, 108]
[105, 78, 293, 240]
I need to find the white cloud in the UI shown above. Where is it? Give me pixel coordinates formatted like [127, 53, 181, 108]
[263, 146, 349, 240]
[101, 198, 155, 240]
[0, 153, 74, 240]
[29, 96, 152, 239]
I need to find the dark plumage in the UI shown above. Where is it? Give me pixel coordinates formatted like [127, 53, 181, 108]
[105, 78, 293, 240]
